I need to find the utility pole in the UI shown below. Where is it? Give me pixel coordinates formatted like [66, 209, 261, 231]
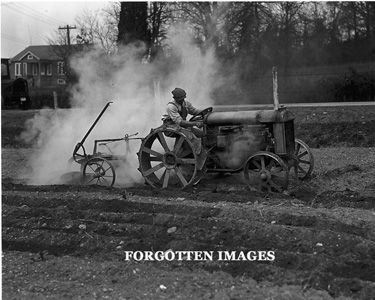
[58, 25, 76, 45]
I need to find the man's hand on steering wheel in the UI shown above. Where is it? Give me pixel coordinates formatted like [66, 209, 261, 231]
[189, 107, 213, 122]
[194, 121, 203, 128]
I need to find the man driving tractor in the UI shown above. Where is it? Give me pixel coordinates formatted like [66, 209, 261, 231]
[163, 87, 204, 137]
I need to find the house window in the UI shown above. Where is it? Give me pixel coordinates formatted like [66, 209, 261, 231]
[47, 63, 52, 76]
[40, 63, 52, 75]
[57, 61, 64, 75]
[15, 63, 21, 76]
[32, 63, 38, 75]
[57, 79, 66, 85]
[27, 54, 33, 60]
[23, 63, 27, 76]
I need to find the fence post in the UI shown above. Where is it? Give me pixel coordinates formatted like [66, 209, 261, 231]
[53, 91, 58, 109]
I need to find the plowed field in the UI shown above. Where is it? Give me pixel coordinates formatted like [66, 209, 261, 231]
[2, 106, 375, 299]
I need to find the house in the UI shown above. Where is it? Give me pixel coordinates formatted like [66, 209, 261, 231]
[9, 44, 91, 108]
[10, 45, 68, 89]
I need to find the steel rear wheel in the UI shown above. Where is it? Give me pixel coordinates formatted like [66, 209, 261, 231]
[138, 128, 198, 189]
[292, 139, 314, 180]
[244, 151, 289, 193]
[83, 157, 116, 187]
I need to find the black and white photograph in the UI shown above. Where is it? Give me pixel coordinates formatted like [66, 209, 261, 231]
[1, 1, 375, 299]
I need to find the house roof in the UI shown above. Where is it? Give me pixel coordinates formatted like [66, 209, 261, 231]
[11, 44, 89, 62]
[12, 45, 62, 61]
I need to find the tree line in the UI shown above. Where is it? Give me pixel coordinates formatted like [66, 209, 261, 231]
[67, 2, 375, 102]
[115, 2, 375, 67]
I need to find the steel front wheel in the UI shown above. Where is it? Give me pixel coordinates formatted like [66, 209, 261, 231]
[291, 139, 314, 180]
[243, 151, 289, 193]
[83, 157, 116, 187]
[138, 128, 198, 189]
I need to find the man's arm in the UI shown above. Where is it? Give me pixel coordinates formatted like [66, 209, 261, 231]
[179, 120, 203, 128]
[167, 104, 202, 128]
[185, 101, 201, 116]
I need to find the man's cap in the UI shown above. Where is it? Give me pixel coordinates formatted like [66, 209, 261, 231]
[172, 88, 186, 99]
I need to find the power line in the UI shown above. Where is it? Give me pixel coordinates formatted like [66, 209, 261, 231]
[12, 3, 61, 26]
[2, 3, 60, 26]
[2, 35, 26, 46]
[2, 32, 25, 43]
[20, 3, 66, 25]
[3, 5, 57, 26]
[7, 2, 61, 26]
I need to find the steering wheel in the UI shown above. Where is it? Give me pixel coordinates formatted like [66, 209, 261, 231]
[189, 107, 213, 122]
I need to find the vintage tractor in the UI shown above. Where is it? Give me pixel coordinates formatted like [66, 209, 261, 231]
[72, 69, 313, 192]
[137, 106, 314, 192]
[138, 69, 314, 192]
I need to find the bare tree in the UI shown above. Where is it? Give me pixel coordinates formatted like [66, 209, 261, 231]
[75, 3, 119, 54]
[174, 2, 225, 50]
[148, 2, 173, 61]
[270, 2, 305, 70]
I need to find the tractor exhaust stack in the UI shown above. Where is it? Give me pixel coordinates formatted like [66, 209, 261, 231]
[272, 66, 280, 111]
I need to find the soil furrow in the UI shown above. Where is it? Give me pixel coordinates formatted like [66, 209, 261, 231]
[3, 192, 375, 242]
[2, 193, 221, 217]
[3, 226, 375, 295]
[4, 211, 375, 261]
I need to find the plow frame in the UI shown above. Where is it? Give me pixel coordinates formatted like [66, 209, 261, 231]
[72, 102, 142, 187]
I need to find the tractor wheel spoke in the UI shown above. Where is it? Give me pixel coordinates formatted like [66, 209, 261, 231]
[248, 169, 260, 175]
[299, 159, 311, 164]
[87, 176, 96, 184]
[298, 150, 308, 158]
[157, 132, 170, 152]
[295, 143, 301, 155]
[179, 158, 196, 165]
[174, 136, 185, 153]
[270, 170, 286, 179]
[142, 147, 163, 158]
[162, 169, 171, 188]
[175, 167, 188, 187]
[252, 160, 261, 170]
[101, 177, 110, 186]
[144, 163, 164, 176]
[260, 157, 266, 170]
[159, 169, 166, 183]
[88, 164, 97, 173]
[149, 156, 163, 161]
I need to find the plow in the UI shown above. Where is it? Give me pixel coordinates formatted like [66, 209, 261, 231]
[72, 70, 314, 192]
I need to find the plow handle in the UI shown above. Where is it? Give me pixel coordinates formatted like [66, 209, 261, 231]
[79, 101, 113, 145]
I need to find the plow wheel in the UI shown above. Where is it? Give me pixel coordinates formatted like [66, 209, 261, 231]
[243, 151, 289, 193]
[138, 128, 199, 189]
[82, 157, 116, 187]
[291, 138, 314, 180]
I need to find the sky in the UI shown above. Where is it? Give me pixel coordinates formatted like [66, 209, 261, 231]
[1, 1, 109, 58]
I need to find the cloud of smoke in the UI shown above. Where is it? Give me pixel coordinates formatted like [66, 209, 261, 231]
[20, 26, 220, 186]
[215, 128, 262, 170]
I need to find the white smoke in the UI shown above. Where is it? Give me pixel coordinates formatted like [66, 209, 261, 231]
[20, 26, 220, 186]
